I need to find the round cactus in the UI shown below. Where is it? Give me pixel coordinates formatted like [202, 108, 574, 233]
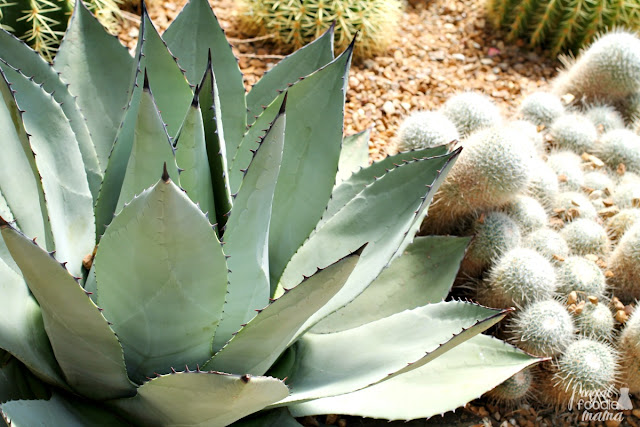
[561, 218, 610, 256]
[596, 129, 640, 174]
[504, 195, 548, 234]
[612, 178, 640, 209]
[619, 308, 640, 393]
[546, 151, 584, 191]
[518, 92, 565, 127]
[527, 159, 560, 209]
[425, 126, 533, 233]
[461, 212, 522, 278]
[585, 104, 626, 133]
[608, 223, 640, 301]
[552, 191, 598, 222]
[396, 111, 459, 151]
[486, 368, 535, 406]
[480, 247, 557, 308]
[236, 0, 403, 59]
[607, 208, 640, 240]
[574, 301, 614, 341]
[549, 113, 598, 154]
[552, 31, 640, 110]
[523, 227, 570, 263]
[509, 299, 575, 357]
[583, 171, 615, 192]
[547, 339, 618, 406]
[556, 256, 607, 300]
[441, 92, 502, 137]
[504, 120, 545, 156]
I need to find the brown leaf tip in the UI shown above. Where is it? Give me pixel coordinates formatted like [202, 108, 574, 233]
[240, 374, 251, 383]
[161, 162, 170, 182]
[0, 215, 8, 228]
[143, 69, 150, 92]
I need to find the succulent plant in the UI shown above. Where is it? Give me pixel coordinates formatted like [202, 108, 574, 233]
[583, 171, 614, 192]
[555, 256, 607, 300]
[518, 91, 564, 126]
[552, 191, 597, 222]
[505, 120, 545, 156]
[552, 31, 640, 120]
[486, 0, 640, 55]
[549, 113, 598, 154]
[546, 151, 585, 191]
[597, 128, 640, 174]
[0, 1, 543, 424]
[523, 227, 569, 262]
[510, 299, 576, 357]
[396, 111, 459, 152]
[561, 218, 610, 256]
[0, 0, 122, 62]
[585, 104, 625, 133]
[479, 247, 557, 309]
[612, 176, 640, 209]
[619, 308, 640, 393]
[527, 158, 560, 209]
[574, 300, 614, 340]
[607, 208, 640, 240]
[235, 0, 403, 59]
[441, 92, 502, 137]
[504, 195, 548, 234]
[486, 368, 535, 406]
[608, 223, 640, 302]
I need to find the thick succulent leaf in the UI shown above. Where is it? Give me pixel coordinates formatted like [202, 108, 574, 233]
[197, 57, 232, 230]
[1, 394, 129, 426]
[336, 129, 371, 185]
[276, 301, 508, 405]
[94, 8, 192, 237]
[0, 356, 50, 404]
[232, 408, 301, 427]
[269, 44, 354, 287]
[319, 144, 451, 227]
[0, 68, 50, 250]
[212, 98, 286, 352]
[288, 334, 543, 420]
[54, 0, 134, 173]
[229, 94, 282, 194]
[0, 220, 135, 400]
[163, 0, 246, 156]
[0, 64, 95, 278]
[115, 79, 179, 214]
[0, 31, 102, 201]
[110, 371, 289, 426]
[279, 150, 460, 332]
[207, 248, 361, 376]
[313, 236, 470, 333]
[246, 24, 334, 124]
[175, 92, 216, 219]
[96, 175, 228, 383]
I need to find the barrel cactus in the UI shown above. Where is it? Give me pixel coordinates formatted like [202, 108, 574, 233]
[0, 0, 122, 62]
[0, 0, 542, 424]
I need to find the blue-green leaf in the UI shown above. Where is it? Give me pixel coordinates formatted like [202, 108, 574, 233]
[336, 129, 370, 185]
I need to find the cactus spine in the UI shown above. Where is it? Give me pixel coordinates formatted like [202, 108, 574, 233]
[396, 111, 459, 152]
[441, 92, 502, 137]
[510, 299, 575, 357]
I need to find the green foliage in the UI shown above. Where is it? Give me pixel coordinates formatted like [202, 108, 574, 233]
[0, 0, 122, 62]
[0, 1, 543, 424]
[486, 0, 640, 55]
[236, 0, 403, 59]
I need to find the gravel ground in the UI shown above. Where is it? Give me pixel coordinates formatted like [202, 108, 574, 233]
[115, 1, 639, 426]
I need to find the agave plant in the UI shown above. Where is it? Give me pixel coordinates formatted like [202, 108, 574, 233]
[0, 0, 542, 424]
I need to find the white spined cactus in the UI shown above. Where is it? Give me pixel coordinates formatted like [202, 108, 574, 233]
[441, 92, 502, 137]
[555, 256, 607, 300]
[549, 113, 598, 154]
[518, 92, 565, 127]
[596, 128, 640, 174]
[396, 111, 459, 151]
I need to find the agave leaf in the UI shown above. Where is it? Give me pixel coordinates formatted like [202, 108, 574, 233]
[0, 30, 102, 202]
[0, 220, 135, 400]
[288, 334, 543, 420]
[163, 0, 246, 156]
[231, 408, 301, 427]
[114, 76, 180, 214]
[94, 8, 192, 237]
[275, 301, 508, 405]
[96, 174, 228, 383]
[0, 355, 50, 404]
[246, 24, 334, 125]
[313, 236, 470, 333]
[109, 371, 289, 426]
[197, 56, 232, 230]
[212, 97, 286, 352]
[229, 93, 282, 194]
[1, 393, 130, 426]
[207, 247, 362, 376]
[336, 129, 371, 185]
[0, 67, 51, 251]
[269, 43, 354, 287]
[319, 145, 451, 227]
[54, 0, 134, 174]
[0, 64, 94, 278]
[278, 150, 460, 332]
[174, 90, 216, 220]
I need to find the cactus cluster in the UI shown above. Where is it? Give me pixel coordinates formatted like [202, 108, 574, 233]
[0, 0, 122, 62]
[485, 0, 640, 55]
[235, 0, 403, 59]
